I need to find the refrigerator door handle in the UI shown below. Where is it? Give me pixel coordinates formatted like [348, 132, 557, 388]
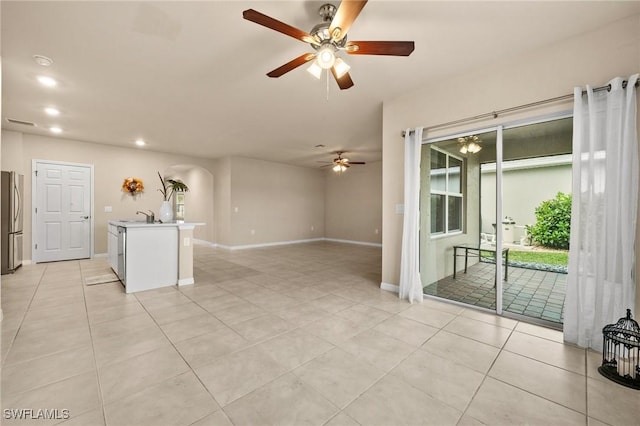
[14, 180, 21, 226]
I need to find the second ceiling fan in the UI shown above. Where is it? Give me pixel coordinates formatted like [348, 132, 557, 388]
[242, 0, 415, 90]
[319, 151, 366, 172]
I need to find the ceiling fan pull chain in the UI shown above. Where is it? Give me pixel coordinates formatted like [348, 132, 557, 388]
[326, 70, 330, 101]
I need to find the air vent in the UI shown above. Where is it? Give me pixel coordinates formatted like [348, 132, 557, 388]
[6, 118, 37, 127]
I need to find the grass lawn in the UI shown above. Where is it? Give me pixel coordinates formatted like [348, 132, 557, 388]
[508, 250, 568, 266]
[481, 249, 568, 266]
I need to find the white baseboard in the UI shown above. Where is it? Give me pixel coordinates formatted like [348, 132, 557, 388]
[226, 238, 325, 251]
[22, 260, 32, 266]
[380, 282, 399, 293]
[178, 278, 194, 286]
[94, 253, 108, 258]
[194, 237, 381, 251]
[324, 238, 382, 248]
[193, 239, 217, 248]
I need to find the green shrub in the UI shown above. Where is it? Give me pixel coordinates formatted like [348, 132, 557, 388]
[528, 192, 572, 249]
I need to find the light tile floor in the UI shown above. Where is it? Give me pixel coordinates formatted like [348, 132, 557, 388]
[1, 241, 638, 426]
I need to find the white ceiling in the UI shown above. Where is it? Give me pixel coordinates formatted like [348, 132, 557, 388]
[2, 1, 639, 167]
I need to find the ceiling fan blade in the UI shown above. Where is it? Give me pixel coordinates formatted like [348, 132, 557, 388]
[347, 161, 366, 164]
[345, 41, 415, 56]
[330, 67, 354, 90]
[243, 9, 315, 44]
[267, 53, 316, 78]
[329, 0, 368, 42]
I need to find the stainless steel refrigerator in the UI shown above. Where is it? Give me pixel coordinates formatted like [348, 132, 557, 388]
[1, 171, 23, 274]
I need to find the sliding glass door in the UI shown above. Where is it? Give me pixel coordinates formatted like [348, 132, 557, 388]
[420, 129, 500, 312]
[420, 115, 572, 325]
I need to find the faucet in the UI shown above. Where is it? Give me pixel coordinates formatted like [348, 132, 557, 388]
[136, 210, 155, 224]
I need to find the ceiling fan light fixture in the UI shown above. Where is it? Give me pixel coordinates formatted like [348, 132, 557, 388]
[333, 164, 347, 173]
[467, 142, 482, 153]
[317, 45, 335, 69]
[458, 135, 482, 154]
[307, 61, 322, 79]
[333, 58, 350, 78]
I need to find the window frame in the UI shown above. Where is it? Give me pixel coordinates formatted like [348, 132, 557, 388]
[429, 146, 464, 237]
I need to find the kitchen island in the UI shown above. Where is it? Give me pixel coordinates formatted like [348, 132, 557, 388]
[107, 220, 204, 293]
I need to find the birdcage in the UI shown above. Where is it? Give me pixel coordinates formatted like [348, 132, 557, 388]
[598, 309, 640, 390]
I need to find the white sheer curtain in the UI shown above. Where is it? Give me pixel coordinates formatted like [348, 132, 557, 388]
[564, 74, 639, 351]
[399, 127, 424, 303]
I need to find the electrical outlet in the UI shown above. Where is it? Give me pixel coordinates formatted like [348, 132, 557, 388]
[183, 237, 190, 246]
[104, 206, 112, 213]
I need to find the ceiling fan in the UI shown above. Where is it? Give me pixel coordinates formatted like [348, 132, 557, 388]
[242, 1, 415, 90]
[319, 151, 366, 172]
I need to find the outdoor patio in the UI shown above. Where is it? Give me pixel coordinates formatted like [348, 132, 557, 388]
[423, 261, 566, 324]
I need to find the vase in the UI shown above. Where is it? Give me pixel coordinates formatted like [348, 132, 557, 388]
[158, 200, 173, 222]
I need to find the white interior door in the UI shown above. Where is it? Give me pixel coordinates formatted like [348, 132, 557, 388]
[34, 161, 92, 262]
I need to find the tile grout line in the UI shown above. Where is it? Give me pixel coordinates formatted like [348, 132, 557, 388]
[456, 321, 518, 424]
[584, 349, 589, 426]
[3, 266, 102, 404]
[134, 289, 232, 422]
[79, 260, 109, 426]
[1, 265, 47, 366]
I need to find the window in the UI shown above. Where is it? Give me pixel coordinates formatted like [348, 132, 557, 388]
[430, 147, 463, 235]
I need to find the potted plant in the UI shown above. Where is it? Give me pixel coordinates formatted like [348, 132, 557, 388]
[157, 172, 189, 222]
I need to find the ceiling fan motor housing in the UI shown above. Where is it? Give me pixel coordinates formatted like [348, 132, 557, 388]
[318, 4, 337, 22]
[309, 3, 347, 51]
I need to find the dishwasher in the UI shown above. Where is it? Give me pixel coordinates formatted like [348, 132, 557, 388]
[116, 226, 126, 285]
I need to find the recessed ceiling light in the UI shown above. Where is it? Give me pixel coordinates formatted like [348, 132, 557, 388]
[44, 107, 60, 116]
[33, 55, 53, 67]
[315, 144, 325, 148]
[49, 126, 62, 134]
[135, 139, 146, 146]
[37, 76, 57, 87]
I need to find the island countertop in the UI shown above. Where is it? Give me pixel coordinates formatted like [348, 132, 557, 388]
[109, 220, 204, 228]
[107, 221, 204, 293]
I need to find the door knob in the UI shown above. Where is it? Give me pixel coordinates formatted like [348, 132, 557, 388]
[82, 216, 90, 219]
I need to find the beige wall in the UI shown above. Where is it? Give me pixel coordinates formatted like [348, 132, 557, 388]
[420, 144, 481, 286]
[1, 131, 217, 260]
[1, 130, 383, 258]
[382, 8, 640, 324]
[1, 130, 22, 171]
[227, 157, 325, 247]
[325, 161, 382, 245]
[166, 165, 214, 241]
[213, 157, 231, 247]
[481, 163, 572, 237]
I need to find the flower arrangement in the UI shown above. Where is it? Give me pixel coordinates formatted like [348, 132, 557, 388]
[122, 177, 144, 195]
[157, 172, 189, 201]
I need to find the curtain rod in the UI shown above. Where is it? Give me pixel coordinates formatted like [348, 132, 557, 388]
[401, 79, 639, 138]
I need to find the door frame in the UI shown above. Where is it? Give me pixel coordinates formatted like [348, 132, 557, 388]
[420, 110, 573, 317]
[31, 159, 95, 263]
[422, 125, 504, 313]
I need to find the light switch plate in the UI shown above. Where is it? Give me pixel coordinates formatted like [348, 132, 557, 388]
[104, 206, 112, 213]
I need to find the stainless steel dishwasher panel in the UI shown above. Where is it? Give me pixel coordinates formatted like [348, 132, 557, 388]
[117, 226, 126, 284]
